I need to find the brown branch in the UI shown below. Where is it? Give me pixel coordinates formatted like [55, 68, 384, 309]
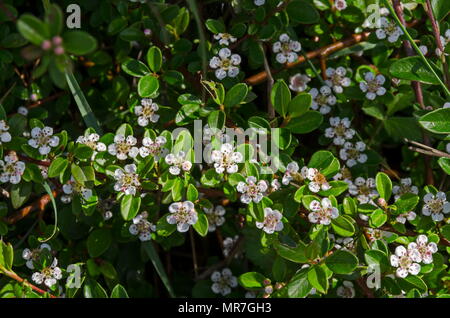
[0, 267, 57, 298]
[260, 42, 275, 119]
[17, 155, 51, 167]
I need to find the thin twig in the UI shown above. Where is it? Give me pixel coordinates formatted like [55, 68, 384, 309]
[259, 42, 275, 119]
[189, 228, 199, 277]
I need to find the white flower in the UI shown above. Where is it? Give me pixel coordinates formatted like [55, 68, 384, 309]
[211, 268, 238, 296]
[223, 235, 239, 257]
[134, 98, 160, 126]
[108, 134, 139, 160]
[203, 124, 230, 145]
[271, 179, 281, 191]
[113, 164, 140, 196]
[256, 208, 283, 234]
[419, 45, 428, 55]
[392, 178, 419, 201]
[254, 0, 265, 5]
[211, 143, 243, 174]
[0, 153, 25, 184]
[28, 126, 60, 155]
[348, 177, 378, 204]
[61, 176, 93, 204]
[365, 228, 393, 242]
[339, 141, 368, 167]
[422, 192, 450, 222]
[359, 72, 386, 100]
[324, 117, 355, 146]
[396, 211, 416, 224]
[407, 235, 438, 265]
[31, 258, 62, 288]
[273, 33, 301, 64]
[17, 106, 28, 116]
[76, 133, 106, 152]
[333, 165, 352, 183]
[390, 245, 421, 278]
[282, 162, 307, 185]
[335, 0, 347, 11]
[308, 198, 339, 225]
[205, 205, 226, 232]
[310, 86, 336, 114]
[289, 73, 310, 92]
[236, 176, 268, 204]
[209, 48, 241, 80]
[139, 136, 167, 160]
[165, 151, 192, 175]
[304, 168, 331, 193]
[325, 67, 351, 94]
[0, 120, 12, 145]
[444, 102, 450, 109]
[167, 201, 198, 233]
[214, 33, 237, 46]
[129, 211, 156, 241]
[375, 17, 403, 43]
[337, 281, 355, 298]
[22, 244, 51, 270]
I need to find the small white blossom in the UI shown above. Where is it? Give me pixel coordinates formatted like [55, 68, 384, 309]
[365, 228, 393, 242]
[0, 120, 12, 145]
[205, 205, 226, 232]
[214, 33, 237, 46]
[308, 198, 339, 225]
[359, 72, 386, 100]
[392, 178, 419, 201]
[422, 192, 450, 222]
[310, 86, 336, 114]
[135, 98, 160, 126]
[339, 141, 368, 167]
[17, 106, 28, 116]
[223, 235, 239, 258]
[167, 201, 198, 233]
[325, 67, 351, 94]
[375, 17, 403, 43]
[254, 0, 265, 5]
[437, 29, 450, 56]
[211, 143, 243, 174]
[209, 48, 241, 80]
[108, 134, 139, 160]
[324, 117, 355, 146]
[390, 245, 421, 278]
[31, 258, 62, 288]
[129, 212, 156, 241]
[408, 235, 438, 265]
[443, 102, 450, 109]
[203, 124, 230, 145]
[273, 33, 301, 64]
[335, 0, 347, 11]
[256, 208, 284, 234]
[236, 176, 268, 204]
[76, 133, 106, 153]
[396, 211, 416, 224]
[271, 179, 281, 192]
[114, 164, 140, 196]
[139, 136, 167, 160]
[61, 176, 93, 204]
[0, 153, 25, 184]
[289, 73, 310, 92]
[333, 166, 352, 183]
[165, 151, 192, 175]
[211, 268, 238, 296]
[28, 126, 60, 155]
[304, 168, 331, 193]
[419, 45, 428, 55]
[337, 281, 355, 298]
[348, 177, 378, 204]
[22, 244, 51, 270]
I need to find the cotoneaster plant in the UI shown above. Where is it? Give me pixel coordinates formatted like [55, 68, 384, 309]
[0, 0, 449, 299]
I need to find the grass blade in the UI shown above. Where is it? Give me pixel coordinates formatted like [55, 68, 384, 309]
[142, 241, 176, 297]
[65, 71, 103, 134]
[38, 182, 58, 243]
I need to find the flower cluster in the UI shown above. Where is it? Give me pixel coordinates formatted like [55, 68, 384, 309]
[211, 268, 238, 296]
[272, 33, 301, 64]
[167, 201, 198, 233]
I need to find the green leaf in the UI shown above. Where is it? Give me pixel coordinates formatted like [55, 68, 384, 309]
[63, 31, 98, 55]
[147, 46, 163, 73]
[394, 193, 419, 214]
[364, 249, 389, 272]
[288, 93, 311, 118]
[419, 108, 450, 134]
[287, 269, 312, 298]
[224, 83, 248, 108]
[45, 4, 63, 36]
[110, 284, 129, 298]
[65, 71, 103, 134]
[376, 172, 392, 201]
[11, 182, 32, 209]
[325, 250, 358, 274]
[318, 181, 348, 196]
[87, 229, 112, 258]
[187, 184, 199, 202]
[271, 80, 291, 117]
[431, 0, 450, 21]
[207, 110, 225, 130]
[389, 56, 442, 85]
[193, 212, 208, 237]
[48, 157, 69, 178]
[71, 164, 87, 185]
[17, 14, 48, 45]
[285, 111, 323, 134]
[120, 195, 141, 221]
[121, 58, 150, 77]
[238, 272, 266, 289]
[441, 224, 450, 241]
[287, 0, 320, 24]
[274, 241, 308, 263]
[369, 209, 387, 228]
[205, 19, 225, 34]
[307, 265, 328, 294]
[138, 75, 159, 98]
[331, 216, 355, 237]
[438, 158, 450, 175]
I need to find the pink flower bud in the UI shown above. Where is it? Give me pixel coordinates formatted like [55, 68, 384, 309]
[54, 46, 65, 55]
[144, 29, 152, 36]
[52, 36, 63, 46]
[41, 40, 52, 50]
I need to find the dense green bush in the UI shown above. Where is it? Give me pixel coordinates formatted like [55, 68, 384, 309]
[0, 0, 450, 298]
